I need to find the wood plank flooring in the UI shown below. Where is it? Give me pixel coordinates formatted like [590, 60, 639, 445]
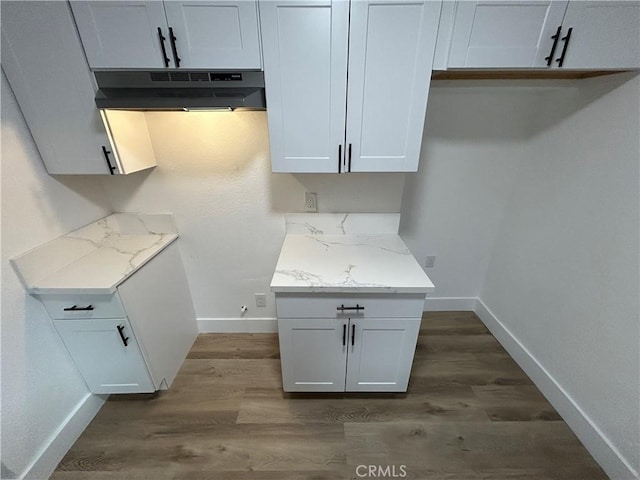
[51, 312, 608, 480]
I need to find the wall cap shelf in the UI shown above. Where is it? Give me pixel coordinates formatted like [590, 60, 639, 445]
[431, 70, 631, 81]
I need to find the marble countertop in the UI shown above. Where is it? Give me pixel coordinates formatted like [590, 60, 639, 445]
[11, 213, 178, 294]
[270, 214, 434, 294]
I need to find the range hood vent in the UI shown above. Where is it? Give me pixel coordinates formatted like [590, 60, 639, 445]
[94, 70, 266, 110]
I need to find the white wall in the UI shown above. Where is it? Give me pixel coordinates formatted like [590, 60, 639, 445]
[1, 73, 112, 479]
[480, 73, 640, 479]
[6, 69, 630, 478]
[400, 82, 535, 306]
[101, 111, 405, 322]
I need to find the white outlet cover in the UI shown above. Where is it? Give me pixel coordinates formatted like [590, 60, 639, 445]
[255, 293, 267, 307]
[304, 192, 317, 212]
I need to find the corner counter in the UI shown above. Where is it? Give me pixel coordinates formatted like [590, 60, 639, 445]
[10, 213, 197, 395]
[11, 213, 178, 295]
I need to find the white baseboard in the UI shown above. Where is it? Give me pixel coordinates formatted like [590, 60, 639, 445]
[197, 301, 480, 332]
[474, 298, 639, 480]
[198, 317, 278, 333]
[20, 393, 107, 480]
[424, 296, 478, 311]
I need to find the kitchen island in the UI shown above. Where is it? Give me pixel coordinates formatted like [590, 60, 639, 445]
[271, 214, 434, 392]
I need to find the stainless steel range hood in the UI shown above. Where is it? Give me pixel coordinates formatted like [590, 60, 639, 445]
[94, 70, 266, 111]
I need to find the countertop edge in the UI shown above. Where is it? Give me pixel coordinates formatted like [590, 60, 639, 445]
[270, 286, 434, 294]
[29, 235, 179, 295]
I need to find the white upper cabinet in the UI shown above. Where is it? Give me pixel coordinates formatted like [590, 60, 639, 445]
[260, 0, 442, 173]
[446, 0, 569, 68]
[163, 1, 262, 69]
[558, 1, 640, 69]
[259, 0, 349, 173]
[70, 0, 262, 69]
[439, 0, 640, 69]
[71, 1, 169, 69]
[1, 1, 156, 175]
[346, 0, 441, 172]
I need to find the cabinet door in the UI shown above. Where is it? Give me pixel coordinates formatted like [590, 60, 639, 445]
[100, 110, 158, 175]
[70, 1, 171, 68]
[346, 0, 441, 172]
[278, 318, 347, 392]
[1, 1, 115, 174]
[557, 1, 640, 69]
[345, 318, 421, 392]
[117, 242, 198, 390]
[54, 318, 156, 394]
[2, 2, 157, 175]
[164, 1, 262, 69]
[260, 0, 349, 173]
[447, 0, 569, 68]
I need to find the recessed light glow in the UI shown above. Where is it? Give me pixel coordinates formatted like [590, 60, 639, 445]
[182, 107, 234, 112]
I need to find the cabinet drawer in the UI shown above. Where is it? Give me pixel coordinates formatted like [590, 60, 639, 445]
[275, 293, 425, 319]
[39, 293, 126, 320]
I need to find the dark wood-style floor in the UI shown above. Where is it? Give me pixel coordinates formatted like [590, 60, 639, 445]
[51, 312, 608, 480]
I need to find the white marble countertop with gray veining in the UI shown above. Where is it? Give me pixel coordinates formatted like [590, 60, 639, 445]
[11, 213, 178, 295]
[270, 214, 434, 294]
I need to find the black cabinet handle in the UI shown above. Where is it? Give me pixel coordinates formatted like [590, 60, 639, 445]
[101, 146, 117, 175]
[556, 27, 573, 67]
[348, 143, 352, 172]
[157, 27, 170, 67]
[63, 305, 94, 312]
[545, 26, 562, 66]
[117, 325, 129, 347]
[337, 304, 365, 312]
[342, 324, 346, 346]
[169, 27, 181, 68]
[351, 324, 355, 346]
[338, 144, 342, 173]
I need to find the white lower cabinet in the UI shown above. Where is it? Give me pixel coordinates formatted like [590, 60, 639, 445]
[41, 242, 198, 394]
[278, 318, 347, 392]
[53, 318, 155, 394]
[345, 318, 421, 392]
[276, 294, 424, 392]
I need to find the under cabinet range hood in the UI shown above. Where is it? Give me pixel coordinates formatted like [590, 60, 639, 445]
[94, 70, 266, 111]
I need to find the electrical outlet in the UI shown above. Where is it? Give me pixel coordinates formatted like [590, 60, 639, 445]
[425, 255, 436, 268]
[304, 192, 317, 212]
[255, 293, 267, 307]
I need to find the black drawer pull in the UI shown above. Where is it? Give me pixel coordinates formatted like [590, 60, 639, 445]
[157, 27, 170, 67]
[342, 324, 347, 346]
[348, 143, 352, 172]
[117, 325, 129, 347]
[337, 304, 365, 312]
[63, 305, 94, 312]
[556, 27, 573, 67]
[169, 27, 181, 67]
[545, 25, 562, 66]
[338, 144, 342, 173]
[101, 146, 117, 175]
[351, 324, 355, 346]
